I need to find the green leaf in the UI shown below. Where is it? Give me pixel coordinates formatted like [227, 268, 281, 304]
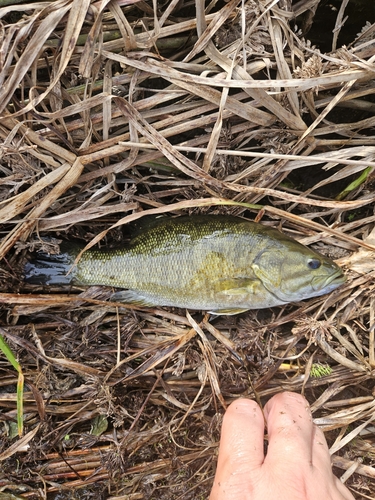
[0, 334, 24, 436]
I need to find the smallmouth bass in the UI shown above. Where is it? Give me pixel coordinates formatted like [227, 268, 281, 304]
[24, 215, 346, 315]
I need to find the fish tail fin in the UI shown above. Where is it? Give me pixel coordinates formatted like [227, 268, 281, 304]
[24, 242, 81, 285]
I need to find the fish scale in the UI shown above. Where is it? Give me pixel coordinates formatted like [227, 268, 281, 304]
[24, 215, 346, 315]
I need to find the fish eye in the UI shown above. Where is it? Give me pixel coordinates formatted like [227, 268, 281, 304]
[307, 258, 321, 270]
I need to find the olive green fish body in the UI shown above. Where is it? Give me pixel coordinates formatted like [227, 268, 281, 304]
[25, 216, 346, 314]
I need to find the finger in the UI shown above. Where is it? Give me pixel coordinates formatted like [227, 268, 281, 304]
[217, 398, 266, 472]
[311, 424, 333, 470]
[263, 391, 315, 468]
[210, 398, 265, 500]
[311, 425, 356, 500]
[311, 426, 355, 500]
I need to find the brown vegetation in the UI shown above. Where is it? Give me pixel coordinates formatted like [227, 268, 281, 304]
[0, 0, 375, 498]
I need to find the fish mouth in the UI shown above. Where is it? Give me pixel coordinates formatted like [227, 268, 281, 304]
[313, 269, 346, 290]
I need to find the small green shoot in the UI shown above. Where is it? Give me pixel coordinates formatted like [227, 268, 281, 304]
[310, 363, 332, 378]
[0, 333, 24, 436]
[336, 166, 372, 201]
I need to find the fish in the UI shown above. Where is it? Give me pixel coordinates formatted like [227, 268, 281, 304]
[24, 215, 346, 315]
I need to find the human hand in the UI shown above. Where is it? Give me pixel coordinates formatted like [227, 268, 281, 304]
[210, 392, 355, 500]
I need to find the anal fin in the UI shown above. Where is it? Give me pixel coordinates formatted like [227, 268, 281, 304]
[208, 307, 249, 316]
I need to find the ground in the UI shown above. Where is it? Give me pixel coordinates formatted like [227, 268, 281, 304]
[0, 0, 375, 498]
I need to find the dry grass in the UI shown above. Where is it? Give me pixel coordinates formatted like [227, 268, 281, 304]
[0, 0, 375, 498]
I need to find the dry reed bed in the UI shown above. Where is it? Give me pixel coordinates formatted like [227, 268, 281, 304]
[0, 0, 375, 498]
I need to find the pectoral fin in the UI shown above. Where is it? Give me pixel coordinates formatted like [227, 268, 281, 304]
[215, 277, 262, 297]
[212, 278, 262, 314]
